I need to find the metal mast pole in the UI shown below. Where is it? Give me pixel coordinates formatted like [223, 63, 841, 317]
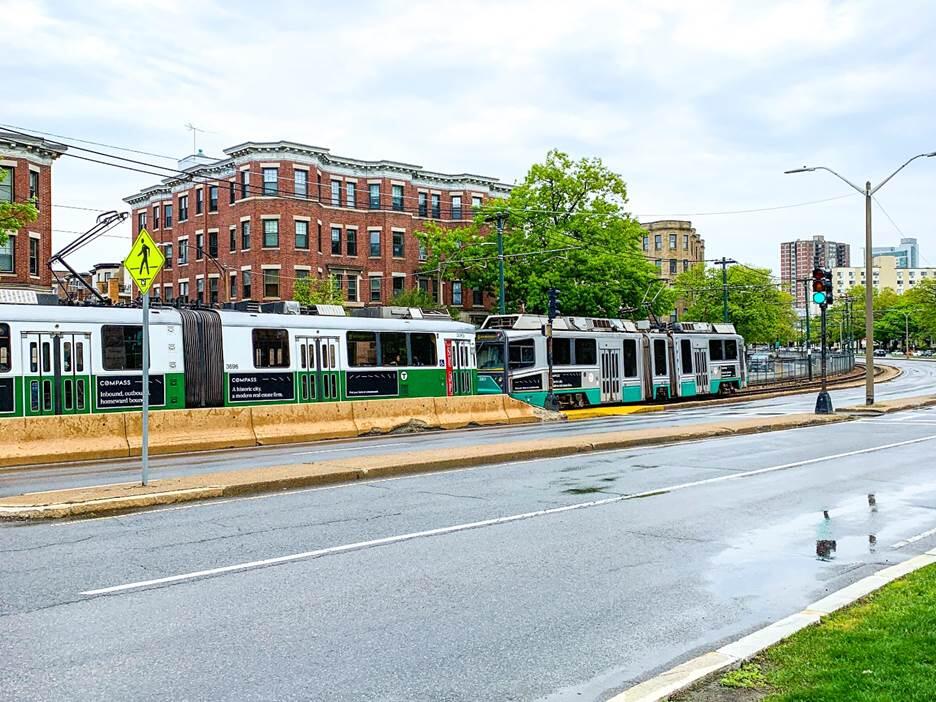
[864, 182, 874, 404]
[496, 213, 506, 314]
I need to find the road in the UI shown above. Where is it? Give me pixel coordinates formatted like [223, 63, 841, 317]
[2, 360, 934, 497]
[3, 395, 936, 699]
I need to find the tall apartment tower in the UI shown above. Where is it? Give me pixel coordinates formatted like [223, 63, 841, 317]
[779, 235, 851, 308]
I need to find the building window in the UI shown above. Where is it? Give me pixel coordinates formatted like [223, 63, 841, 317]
[331, 180, 341, 206]
[208, 231, 218, 258]
[209, 277, 219, 304]
[195, 189, 204, 215]
[178, 239, 188, 265]
[181, 195, 192, 222]
[418, 192, 427, 217]
[295, 220, 309, 250]
[241, 220, 250, 249]
[0, 167, 13, 202]
[263, 269, 280, 298]
[29, 170, 40, 207]
[669, 258, 677, 274]
[431, 193, 441, 218]
[230, 272, 237, 299]
[153, 206, 160, 230]
[240, 170, 250, 198]
[393, 276, 404, 296]
[419, 244, 427, 261]
[196, 278, 204, 303]
[179, 281, 189, 300]
[370, 276, 382, 302]
[229, 227, 237, 252]
[392, 184, 404, 211]
[392, 230, 404, 258]
[369, 183, 380, 209]
[253, 328, 289, 368]
[369, 230, 381, 257]
[137, 212, 147, 234]
[242, 270, 252, 299]
[654, 234, 662, 249]
[683, 234, 689, 249]
[683, 259, 689, 272]
[229, 181, 236, 204]
[295, 170, 308, 198]
[263, 219, 279, 248]
[471, 195, 482, 214]
[295, 268, 309, 280]
[164, 203, 173, 228]
[642, 236, 648, 251]
[163, 243, 173, 269]
[262, 168, 278, 196]
[346, 181, 356, 208]
[347, 275, 358, 302]
[452, 281, 463, 306]
[331, 227, 342, 255]
[669, 233, 676, 248]
[451, 195, 462, 220]
[209, 185, 218, 212]
[472, 288, 483, 307]
[101, 325, 144, 371]
[0, 236, 14, 272]
[195, 233, 204, 260]
[346, 228, 357, 257]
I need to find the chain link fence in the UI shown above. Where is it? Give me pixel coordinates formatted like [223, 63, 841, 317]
[745, 350, 856, 386]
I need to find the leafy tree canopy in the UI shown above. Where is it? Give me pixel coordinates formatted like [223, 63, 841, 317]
[0, 168, 38, 245]
[292, 276, 346, 306]
[388, 288, 439, 309]
[672, 264, 797, 344]
[415, 149, 673, 318]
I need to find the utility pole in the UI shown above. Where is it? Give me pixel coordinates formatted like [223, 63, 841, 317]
[801, 278, 813, 379]
[785, 151, 936, 405]
[714, 257, 737, 323]
[495, 212, 507, 314]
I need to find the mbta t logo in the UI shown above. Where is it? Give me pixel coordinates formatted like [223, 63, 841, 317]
[812, 267, 833, 306]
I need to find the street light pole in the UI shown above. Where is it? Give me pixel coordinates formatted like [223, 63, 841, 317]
[785, 151, 936, 405]
[714, 257, 737, 323]
[495, 212, 507, 314]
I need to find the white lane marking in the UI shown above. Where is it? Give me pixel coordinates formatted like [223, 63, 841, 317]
[80, 433, 936, 596]
[294, 443, 396, 456]
[891, 525, 936, 549]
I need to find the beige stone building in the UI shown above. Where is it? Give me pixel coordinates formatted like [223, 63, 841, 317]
[640, 220, 705, 281]
[833, 255, 936, 296]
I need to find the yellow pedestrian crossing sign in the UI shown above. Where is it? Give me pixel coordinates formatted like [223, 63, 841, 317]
[125, 228, 165, 295]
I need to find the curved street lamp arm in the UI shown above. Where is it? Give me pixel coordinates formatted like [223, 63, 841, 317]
[870, 152, 936, 196]
[811, 166, 865, 195]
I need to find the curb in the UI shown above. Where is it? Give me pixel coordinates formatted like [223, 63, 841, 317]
[608, 548, 936, 702]
[563, 405, 665, 421]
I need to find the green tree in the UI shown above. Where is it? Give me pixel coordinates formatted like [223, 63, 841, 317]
[672, 264, 797, 344]
[389, 287, 439, 309]
[292, 276, 345, 306]
[414, 149, 674, 318]
[0, 168, 38, 244]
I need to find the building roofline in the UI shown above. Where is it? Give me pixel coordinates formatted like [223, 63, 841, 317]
[0, 130, 68, 159]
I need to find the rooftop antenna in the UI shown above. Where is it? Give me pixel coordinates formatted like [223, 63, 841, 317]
[184, 122, 204, 154]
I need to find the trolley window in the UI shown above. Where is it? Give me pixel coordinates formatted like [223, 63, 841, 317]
[0, 324, 9, 372]
[508, 338, 536, 369]
[725, 339, 738, 360]
[575, 338, 597, 366]
[680, 339, 693, 374]
[653, 339, 668, 377]
[347, 331, 377, 367]
[553, 338, 572, 365]
[709, 339, 724, 361]
[622, 339, 638, 378]
[476, 341, 504, 369]
[75, 342, 84, 372]
[102, 325, 144, 371]
[379, 332, 407, 366]
[252, 328, 290, 368]
[410, 333, 436, 367]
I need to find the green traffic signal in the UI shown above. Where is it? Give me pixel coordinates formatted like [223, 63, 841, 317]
[812, 291, 827, 305]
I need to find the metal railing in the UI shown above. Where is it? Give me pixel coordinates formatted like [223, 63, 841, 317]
[745, 350, 856, 386]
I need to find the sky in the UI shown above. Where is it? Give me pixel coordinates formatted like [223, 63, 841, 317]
[3, 0, 936, 272]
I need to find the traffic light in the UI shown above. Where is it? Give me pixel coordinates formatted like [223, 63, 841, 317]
[811, 267, 828, 306]
[547, 288, 560, 320]
[823, 269, 834, 305]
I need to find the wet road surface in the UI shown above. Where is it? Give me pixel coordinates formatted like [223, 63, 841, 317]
[2, 360, 934, 497]
[2, 405, 936, 701]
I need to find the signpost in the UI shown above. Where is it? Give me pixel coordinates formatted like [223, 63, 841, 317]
[124, 229, 165, 486]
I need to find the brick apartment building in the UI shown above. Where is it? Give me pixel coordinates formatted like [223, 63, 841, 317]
[123, 141, 511, 317]
[0, 131, 67, 294]
[779, 235, 851, 309]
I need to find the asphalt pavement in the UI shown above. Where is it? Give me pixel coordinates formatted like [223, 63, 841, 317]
[3, 398, 936, 700]
[2, 360, 933, 498]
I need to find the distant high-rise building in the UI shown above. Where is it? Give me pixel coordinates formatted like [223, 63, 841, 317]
[871, 237, 919, 269]
[779, 235, 851, 308]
